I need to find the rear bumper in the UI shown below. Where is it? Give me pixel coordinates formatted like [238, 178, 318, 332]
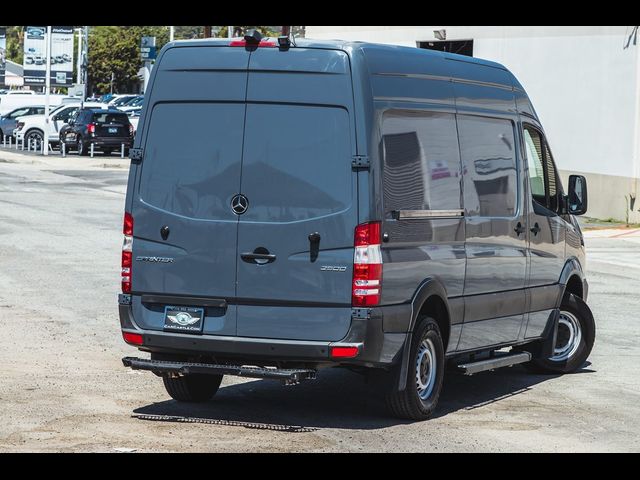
[84, 137, 132, 147]
[118, 299, 408, 368]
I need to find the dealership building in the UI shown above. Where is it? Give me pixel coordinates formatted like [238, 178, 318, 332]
[307, 26, 640, 223]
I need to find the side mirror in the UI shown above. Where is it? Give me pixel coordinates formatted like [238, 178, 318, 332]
[568, 175, 588, 215]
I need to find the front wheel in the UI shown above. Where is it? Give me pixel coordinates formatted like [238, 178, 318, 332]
[385, 316, 445, 420]
[528, 293, 595, 374]
[162, 373, 223, 402]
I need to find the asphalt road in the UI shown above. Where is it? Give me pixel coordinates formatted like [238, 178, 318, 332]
[1, 156, 639, 452]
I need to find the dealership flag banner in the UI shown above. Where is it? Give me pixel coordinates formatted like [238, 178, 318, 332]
[23, 26, 74, 87]
[0, 27, 6, 87]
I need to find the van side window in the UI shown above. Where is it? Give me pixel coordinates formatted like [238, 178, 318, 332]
[457, 115, 518, 217]
[381, 111, 461, 213]
[524, 125, 562, 213]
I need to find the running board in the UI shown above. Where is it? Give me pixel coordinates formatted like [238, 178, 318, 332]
[457, 352, 531, 375]
[122, 357, 316, 385]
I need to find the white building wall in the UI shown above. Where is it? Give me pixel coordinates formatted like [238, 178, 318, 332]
[307, 26, 640, 221]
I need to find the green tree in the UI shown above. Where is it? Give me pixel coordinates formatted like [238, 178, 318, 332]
[4, 26, 24, 63]
[87, 26, 169, 95]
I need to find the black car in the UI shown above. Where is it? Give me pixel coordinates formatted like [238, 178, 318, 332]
[60, 108, 134, 156]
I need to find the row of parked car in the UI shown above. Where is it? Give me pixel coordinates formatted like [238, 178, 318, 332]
[0, 93, 143, 156]
[25, 53, 73, 65]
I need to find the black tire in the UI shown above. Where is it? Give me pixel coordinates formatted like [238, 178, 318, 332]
[25, 129, 44, 152]
[385, 316, 445, 420]
[528, 293, 595, 374]
[77, 141, 89, 156]
[162, 373, 223, 402]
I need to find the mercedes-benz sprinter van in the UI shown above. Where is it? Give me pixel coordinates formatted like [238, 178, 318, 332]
[119, 35, 594, 420]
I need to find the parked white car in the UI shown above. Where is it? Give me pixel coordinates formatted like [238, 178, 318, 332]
[14, 102, 106, 149]
[0, 93, 66, 116]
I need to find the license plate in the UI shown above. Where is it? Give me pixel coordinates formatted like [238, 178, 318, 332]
[108, 127, 117, 134]
[163, 306, 204, 334]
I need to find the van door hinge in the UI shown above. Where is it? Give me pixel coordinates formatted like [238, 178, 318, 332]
[351, 308, 371, 320]
[351, 155, 370, 170]
[129, 148, 144, 162]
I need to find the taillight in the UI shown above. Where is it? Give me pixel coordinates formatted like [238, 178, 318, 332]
[87, 123, 96, 134]
[352, 222, 383, 306]
[122, 212, 133, 293]
[229, 38, 277, 48]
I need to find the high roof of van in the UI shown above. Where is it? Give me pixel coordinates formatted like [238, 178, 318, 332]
[165, 37, 519, 91]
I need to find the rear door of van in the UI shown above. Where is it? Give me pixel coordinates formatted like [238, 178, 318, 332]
[130, 46, 250, 336]
[235, 47, 358, 341]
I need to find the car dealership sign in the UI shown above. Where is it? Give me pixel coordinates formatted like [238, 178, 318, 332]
[23, 26, 74, 87]
[140, 36, 156, 60]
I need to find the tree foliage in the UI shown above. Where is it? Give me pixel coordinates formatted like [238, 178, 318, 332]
[87, 26, 169, 95]
[4, 26, 24, 63]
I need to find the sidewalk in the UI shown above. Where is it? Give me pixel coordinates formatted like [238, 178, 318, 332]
[0, 144, 130, 170]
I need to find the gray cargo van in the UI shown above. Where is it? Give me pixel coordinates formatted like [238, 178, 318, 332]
[120, 34, 595, 420]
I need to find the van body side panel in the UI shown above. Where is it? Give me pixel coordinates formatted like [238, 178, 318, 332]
[235, 48, 357, 341]
[377, 106, 465, 308]
[364, 46, 465, 351]
[454, 74, 527, 350]
[447, 58, 517, 114]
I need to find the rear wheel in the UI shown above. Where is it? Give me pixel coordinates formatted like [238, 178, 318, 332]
[77, 141, 89, 156]
[25, 129, 44, 151]
[162, 373, 223, 402]
[385, 316, 445, 420]
[528, 293, 595, 374]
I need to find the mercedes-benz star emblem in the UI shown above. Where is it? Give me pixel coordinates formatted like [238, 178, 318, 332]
[231, 194, 249, 215]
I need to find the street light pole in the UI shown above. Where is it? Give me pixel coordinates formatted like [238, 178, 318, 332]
[170, 26, 174, 42]
[44, 26, 51, 156]
[228, 26, 233, 38]
[76, 28, 82, 85]
[82, 26, 88, 106]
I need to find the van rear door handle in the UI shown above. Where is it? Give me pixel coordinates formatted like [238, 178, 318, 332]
[241, 252, 276, 265]
[514, 222, 525, 236]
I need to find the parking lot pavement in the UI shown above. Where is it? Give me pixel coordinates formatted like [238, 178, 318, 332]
[0, 144, 130, 171]
[0, 156, 639, 452]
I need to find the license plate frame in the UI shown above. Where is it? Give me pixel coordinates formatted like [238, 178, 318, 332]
[163, 306, 205, 334]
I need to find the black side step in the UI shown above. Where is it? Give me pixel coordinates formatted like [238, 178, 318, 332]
[122, 357, 316, 385]
[457, 352, 531, 376]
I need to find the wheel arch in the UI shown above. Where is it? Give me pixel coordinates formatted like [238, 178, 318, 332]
[397, 278, 451, 391]
[24, 127, 44, 139]
[559, 257, 587, 303]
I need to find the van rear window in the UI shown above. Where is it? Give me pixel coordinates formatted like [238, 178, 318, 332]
[139, 103, 245, 221]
